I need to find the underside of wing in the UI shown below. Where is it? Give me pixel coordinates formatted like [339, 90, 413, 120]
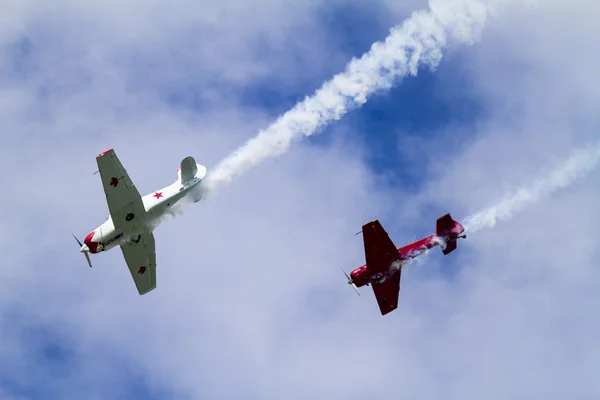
[120, 231, 157, 295]
[371, 269, 401, 315]
[362, 220, 399, 270]
[96, 149, 145, 228]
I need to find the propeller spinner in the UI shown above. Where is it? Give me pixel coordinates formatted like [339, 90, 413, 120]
[73, 234, 93, 268]
[342, 269, 361, 296]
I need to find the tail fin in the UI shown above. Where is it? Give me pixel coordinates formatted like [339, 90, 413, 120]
[435, 213, 464, 256]
[179, 156, 197, 183]
[436, 213, 455, 237]
[177, 156, 207, 183]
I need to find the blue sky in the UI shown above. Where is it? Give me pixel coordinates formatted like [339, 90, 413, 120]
[2, 0, 600, 399]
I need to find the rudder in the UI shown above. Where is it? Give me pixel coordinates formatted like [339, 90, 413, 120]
[436, 213, 455, 237]
[436, 213, 462, 255]
[177, 157, 207, 183]
[179, 156, 198, 183]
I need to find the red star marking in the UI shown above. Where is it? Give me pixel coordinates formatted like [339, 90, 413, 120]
[109, 177, 119, 187]
[153, 192, 163, 199]
[138, 266, 147, 274]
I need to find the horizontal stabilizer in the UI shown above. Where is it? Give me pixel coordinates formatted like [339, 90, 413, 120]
[442, 238, 457, 255]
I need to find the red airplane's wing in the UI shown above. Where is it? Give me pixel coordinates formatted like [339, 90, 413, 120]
[371, 269, 401, 315]
[362, 220, 398, 270]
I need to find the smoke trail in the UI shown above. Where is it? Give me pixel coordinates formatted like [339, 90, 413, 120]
[464, 142, 600, 233]
[201, 0, 514, 193]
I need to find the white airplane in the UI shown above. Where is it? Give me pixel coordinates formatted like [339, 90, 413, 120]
[73, 148, 207, 295]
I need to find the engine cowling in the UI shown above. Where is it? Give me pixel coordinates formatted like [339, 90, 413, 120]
[350, 265, 370, 287]
[84, 231, 101, 254]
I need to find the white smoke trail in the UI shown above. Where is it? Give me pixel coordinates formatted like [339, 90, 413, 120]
[201, 0, 516, 193]
[464, 142, 600, 234]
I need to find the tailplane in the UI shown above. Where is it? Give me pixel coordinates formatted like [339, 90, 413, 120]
[441, 238, 457, 255]
[435, 213, 465, 255]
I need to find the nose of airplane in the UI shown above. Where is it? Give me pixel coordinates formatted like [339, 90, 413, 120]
[72, 233, 94, 267]
[84, 231, 100, 254]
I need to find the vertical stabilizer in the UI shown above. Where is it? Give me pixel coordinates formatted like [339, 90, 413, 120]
[435, 213, 465, 256]
[178, 156, 198, 183]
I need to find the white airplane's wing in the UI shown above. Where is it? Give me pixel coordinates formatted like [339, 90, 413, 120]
[120, 231, 157, 295]
[96, 149, 146, 228]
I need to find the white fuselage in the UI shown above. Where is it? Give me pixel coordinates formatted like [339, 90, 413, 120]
[83, 176, 204, 254]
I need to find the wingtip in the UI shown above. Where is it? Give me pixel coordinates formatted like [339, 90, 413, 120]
[138, 286, 156, 295]
[96, 148, 114, 158]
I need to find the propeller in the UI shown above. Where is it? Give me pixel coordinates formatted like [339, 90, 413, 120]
[342, 269, 361, 296]
[72, 234, 93, 268]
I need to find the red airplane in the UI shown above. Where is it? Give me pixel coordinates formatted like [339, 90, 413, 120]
[343, 213, 466, 315]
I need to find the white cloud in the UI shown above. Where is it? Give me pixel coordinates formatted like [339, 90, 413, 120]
[2, 0, 600, 399]
[388, 0, 600, 397]
[0, 0, 406, 397]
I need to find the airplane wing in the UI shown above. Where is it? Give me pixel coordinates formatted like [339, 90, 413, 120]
[120, 231, 157, 295]
[362, 220, 399, 270]
[96, 149, 146, 228]
[371, 269, 401, 315]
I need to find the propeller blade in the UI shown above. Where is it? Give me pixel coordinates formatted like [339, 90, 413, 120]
[342, 269, 360, 296]
[72, 233, 83, 247]
[84, 251, 92, 268]
[342, 269, 351, 280]
[73, 234, 92, 267]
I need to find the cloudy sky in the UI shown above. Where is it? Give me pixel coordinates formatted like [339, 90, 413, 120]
[1, 0, 600, 398]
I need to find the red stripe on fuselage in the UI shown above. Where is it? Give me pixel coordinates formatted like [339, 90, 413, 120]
[84, 231, 100, 254]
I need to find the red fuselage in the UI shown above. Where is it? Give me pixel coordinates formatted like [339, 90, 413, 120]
[346, 213, 465, 315]
[350, 215, 465, 288]
[350, 234, 441, 287]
